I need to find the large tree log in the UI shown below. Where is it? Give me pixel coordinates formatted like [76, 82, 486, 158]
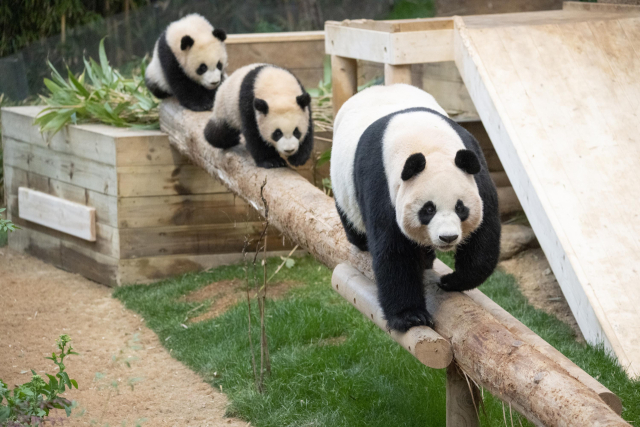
[160, 100, 627, 427]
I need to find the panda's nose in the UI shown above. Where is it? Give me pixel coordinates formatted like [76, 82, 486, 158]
[439, 234, 458, 244]
[284, 149, 296, 155]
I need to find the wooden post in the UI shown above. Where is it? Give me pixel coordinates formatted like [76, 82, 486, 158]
[384, 63, 412, 85]
[331, 55, 357, 118]
[446, 364, 480, 427]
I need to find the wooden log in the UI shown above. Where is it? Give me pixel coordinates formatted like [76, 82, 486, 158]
[446, 363, 480, 427]
[332, 263, 452, 369]
[159, 100, 627, 426]
[331, 55, 358, 118]
[384, 63, 412, 85]
[18, 187, 96, 241]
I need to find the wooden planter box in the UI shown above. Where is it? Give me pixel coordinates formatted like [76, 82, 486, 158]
[1, 107, 306, 286]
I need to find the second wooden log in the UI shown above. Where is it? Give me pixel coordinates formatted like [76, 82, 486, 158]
[332, 263, 453, 369]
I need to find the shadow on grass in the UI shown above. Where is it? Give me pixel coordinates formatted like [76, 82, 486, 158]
[113, 255, 639, 427]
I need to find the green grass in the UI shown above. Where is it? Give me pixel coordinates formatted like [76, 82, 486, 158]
[114, 255, 640, 426]
[0, 230, 7, 247]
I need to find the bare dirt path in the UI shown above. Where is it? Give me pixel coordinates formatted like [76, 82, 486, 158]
[0, 248, 247, 427]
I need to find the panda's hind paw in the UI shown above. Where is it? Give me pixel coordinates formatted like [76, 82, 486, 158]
[386, 308, 434, 332]
[256, 157, 288, 169]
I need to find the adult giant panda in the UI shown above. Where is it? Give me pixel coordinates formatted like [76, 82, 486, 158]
[204, 63, 314, 169]
[331, 84, 500, 332]
[145, 14, 227, 111]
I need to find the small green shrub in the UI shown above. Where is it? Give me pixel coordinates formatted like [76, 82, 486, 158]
[35, 39, 159, 135]
[0, 208, 18, 233]
[0, 335, 79, 426]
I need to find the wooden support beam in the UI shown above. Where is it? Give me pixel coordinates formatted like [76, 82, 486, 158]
[332, 263, 452, 369]
[384, 64, 412, 85]
[331, 55, 358, 118]
[446, 363, 480, 427]
[159, 100, 627, 426]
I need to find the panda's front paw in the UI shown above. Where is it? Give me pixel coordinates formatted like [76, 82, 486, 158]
[438, 272, 477, 292]
[386, 307, 434, 332]
[256, 157, 288, 169]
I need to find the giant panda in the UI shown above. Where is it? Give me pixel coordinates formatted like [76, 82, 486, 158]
[204, 63, 314, 169]
[145, 14, 227, 112]
[331, 84, 501, 332]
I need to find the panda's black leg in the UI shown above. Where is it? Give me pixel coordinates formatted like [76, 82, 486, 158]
[204, 119, 241, 149]
[145, 77, 172, 99]
[369, 226, 433, 332]
[336, 203, 368, 251]
[244, 133, 287, 169]
[439, 201, 501, 292]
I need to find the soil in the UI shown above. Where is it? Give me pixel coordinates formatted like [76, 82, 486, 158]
[500, 248, 584, 341]
[184, 279, 301, 323]
[0, 248, 248, 427]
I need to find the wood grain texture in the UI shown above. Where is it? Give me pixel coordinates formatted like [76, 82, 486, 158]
[446, 364, 480, 427]
[330, 55, 358, 117]
[325, 21, 453, 64]
[160, 99, 626, 425]
[332, 264, 453, 369]
[455, 10, 640, 379]
[384, 64, 412, 85]
[18, 187, 96, 241]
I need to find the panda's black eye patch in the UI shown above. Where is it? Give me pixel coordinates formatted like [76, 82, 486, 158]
[196, 64, 208, 75]
[216, 61, 223, 70]
[272, 129, 283, 141]
[293, 127, 301, 139]
[455, 200, 469, 221]
[419, 201, 436, 225]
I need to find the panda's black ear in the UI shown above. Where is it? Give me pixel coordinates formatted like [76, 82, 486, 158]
[296, 92, 311, 109]
[455, 149, 481, 175]
[181, 35, 194, 51]
[401, 153, 426, 181]
[213, 28, 227, 42]
[254, 98, 269, 115]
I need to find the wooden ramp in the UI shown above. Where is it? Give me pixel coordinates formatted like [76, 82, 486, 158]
[454, 4, 640, 377]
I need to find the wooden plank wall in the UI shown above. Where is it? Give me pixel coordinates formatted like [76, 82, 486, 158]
[2, 107, 295, 285]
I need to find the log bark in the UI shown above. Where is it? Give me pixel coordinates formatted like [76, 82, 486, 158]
[160, 100, 627, 426]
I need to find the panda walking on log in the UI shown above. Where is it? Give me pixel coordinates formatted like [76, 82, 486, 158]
[204, 63, 314, 169]
[331, 84, 501, 332]
[145, 14, 228, 111]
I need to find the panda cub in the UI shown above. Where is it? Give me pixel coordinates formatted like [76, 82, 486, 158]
[145, 14, 227, 111]
[204, 64, 314, 169]
[331, 84, 500, 332]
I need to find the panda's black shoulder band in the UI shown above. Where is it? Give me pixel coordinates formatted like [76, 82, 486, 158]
[455, 149, 481, 175]
[401, 153, 426, 181]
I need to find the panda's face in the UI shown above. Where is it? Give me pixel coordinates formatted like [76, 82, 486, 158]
[167, 14, 227, 91]
[396, 153, 483, 251]
[181, 37, 227, 90]
[253, 95, 310, 158]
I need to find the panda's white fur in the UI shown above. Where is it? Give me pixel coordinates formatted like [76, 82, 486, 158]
[145, 14, 227, 110]
[213, 64, 310, 156]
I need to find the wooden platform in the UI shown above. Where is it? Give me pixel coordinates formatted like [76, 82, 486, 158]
[326, 2, 640, 378]
[455, 4, 640, 378]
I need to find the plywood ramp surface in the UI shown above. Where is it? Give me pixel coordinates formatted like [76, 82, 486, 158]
[454, 9, 640, 377]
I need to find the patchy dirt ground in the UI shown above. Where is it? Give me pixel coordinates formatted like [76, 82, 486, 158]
[0, 248, 248, 427]
[184, 279, 301, 323]
[500, 248, 584, 341]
